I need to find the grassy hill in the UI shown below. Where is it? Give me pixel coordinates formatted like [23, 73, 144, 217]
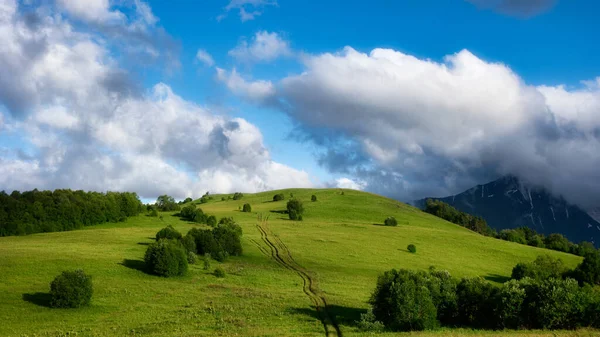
[0, 188, 592, 336]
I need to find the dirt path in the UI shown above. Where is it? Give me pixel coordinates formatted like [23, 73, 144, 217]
[254, 214, 342, 337]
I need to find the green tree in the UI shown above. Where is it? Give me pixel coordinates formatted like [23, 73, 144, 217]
[311, 195, 317, 202]
[50, 270, 93, 308]
[287, 199, 304, 221]
[144, 239, 188, 277]
[242, 203, 252, 212]
[273, 193, 285, 201]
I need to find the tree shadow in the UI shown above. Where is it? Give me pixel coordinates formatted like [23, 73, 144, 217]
[485, 274, 511, 284]
[270, 210, 288, 214]
[22, 292, 52, 308]
[289, 305, 367, 327]
[119, 259, 148, 274]
[137, 242, 151, 246]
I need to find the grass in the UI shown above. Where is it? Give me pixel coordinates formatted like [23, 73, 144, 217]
[0, 188, 590, 336]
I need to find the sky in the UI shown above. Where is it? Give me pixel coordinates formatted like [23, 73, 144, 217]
[1, 0, 600, 208]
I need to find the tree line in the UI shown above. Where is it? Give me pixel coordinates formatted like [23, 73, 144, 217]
[424, 199, 597, 257]
[0, 189, 144, 236]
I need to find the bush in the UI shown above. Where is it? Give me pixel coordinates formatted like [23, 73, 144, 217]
[494, 279, 528, 329]
[144, 239, 188, 277]
[273, 193, 285, 201]
[221, 197, 226, 201]
[49, 269, 93, 308]
[384, 216, 397, 226]
[183, 197, 193, 203]
[571, 251, 600, 286]
[242, 203, 252, 212]
[180, 234, 196, 253]
[202, 253, 211, 270]
[213, 225, 243, 256]
[232, 192, 243, 200]
[311, 195, 317, 202]
[544, 233, 570, 252]
[187, 251, 197, 264]
[456, 277, 497, 329]
[356, 309, 385, 332]
[511, 255, 566, 281]
[407, 244, 417, 253]
[188, 228, 220, 256]
[525, 278, 586, 329]
[214, 267, 225, 278]
[370, 269, 439, 331]
[206, 215, 217, 227]
[155, 225, 182, 241]
[149, 208, 158, 217]
[287, 199, 304, 221]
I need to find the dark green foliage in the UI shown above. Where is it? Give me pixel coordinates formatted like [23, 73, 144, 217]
[186, 220, 242, 261]
[427, 268, 458, 325]
[199, 196, 209, 204]
[370, 269, 438, 331]
[494, 279, 528, 329]
[213, 225, 243, 256]
[499, 229, 527, 244]
[187, 251, 197, 264]
[407, 244, 417, 253]
[287, 199, 304, 221]
[218, 220, 243, 237]
[144, 239, 188, 277]
[273, 193, 285, 201]
[524, 278, 587, 329]
[242, 203, 252, 212]
[384, 216, 397, 226]
[183, 197, 193, 203]
[356, 309, 385, 332]
[311, 195, 317, 202]
[155, 225, 182, 241]
[188, 228, 220, 256]
[214, 267, 225, 278]
[221, 197, 226, 201]
[455, 277, 497, 329]
[206, 215, 217, 227]
[0, 189, 143, 237]
[544, 233, 570, 252]
[424, 199, 495, 237]
[149, 208, 158, 217]
[232, 192, 243, 200]
[571, 241, 596, 257]
[202, 253, 211, 270]
[213, 250, 229, 262]
[49, 269, 93, 308]
[179, 205, 208, 223]
[571, 251, 600, 286]
[511, 255, 566, 281]
[156, 195, 180, 212]
[180, 234, 196, 254]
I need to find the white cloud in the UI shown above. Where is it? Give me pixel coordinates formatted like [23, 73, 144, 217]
[196, 49, 215, 67]
[218, 0, 277, 22]
[229, 31, 291, 63]
[57, 0, 124, 23]
[216, 67, 275, 102]
[0, 1, 312, 199]
[334, 177, 366, 190]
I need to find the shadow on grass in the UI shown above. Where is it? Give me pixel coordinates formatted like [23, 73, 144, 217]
[485, 274, 511, 284]
[137, 242, 151, 246]
[270, 210, 288, 214]
[22, 292, 52, 307]
[119, 259, 148, 274]
[289, 305, 367, 327]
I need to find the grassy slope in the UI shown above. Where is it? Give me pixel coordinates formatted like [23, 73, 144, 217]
[0, 188, 589, 337]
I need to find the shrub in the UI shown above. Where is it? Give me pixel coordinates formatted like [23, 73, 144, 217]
[456, 277, 497, 329]
[525, 278, 586, 329]
[144, 239, 188, 277]
[183, 197, 193, 203]
[188, 228, 220, 256]
[155, 225, 182, 241]
[311, 195, 317, 202]
[499, 229, 527, 245]
[187, 251, 197, 264]
[206, 215, 217, 227]
[202, 253, 211, 270]
[213, 250, 230, 262]
[149, 208, 158, 217]
[213, 225, 243, 256]
[494, 279, 527, 329]
[370, 269, 438, 331]
[180, 234, 196, 253]
[571, 251, 600, 286]
[232, 192, 243, 200]
[214, 267, 225, 278]
[221, 197, 226, 201]
[273, 193, 285, 201]
[544, 233, 570, 252]
[384, 216, 397, 226]
[407, 244, 417, 253]
[49, 269, 93, 308]
[242, 203, 252, 213]
[218, 220, 243, 237]
[511, 255, 566, 281]
[287, 199, 304, 221]
[428, 268, 458, 325]
[356, 309, 385, 332]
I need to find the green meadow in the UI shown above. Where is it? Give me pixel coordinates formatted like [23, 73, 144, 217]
[0, 188, 592, 336]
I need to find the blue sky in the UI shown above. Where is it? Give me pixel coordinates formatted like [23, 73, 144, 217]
[1, 0, 600, 207]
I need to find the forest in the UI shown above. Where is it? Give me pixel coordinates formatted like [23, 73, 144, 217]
[0, 189, 143, 236]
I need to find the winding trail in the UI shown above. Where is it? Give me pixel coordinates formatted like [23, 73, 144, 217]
[255, 214, 342, 337]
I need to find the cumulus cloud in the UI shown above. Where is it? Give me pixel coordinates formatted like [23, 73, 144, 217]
[196, 49, 215, 67]
[56, 0, 124, 23]
[229, 31, 291, 63]
[466, 0, 557, 17]
[218, 0, 277, 22]
[251, 46, 600, 208]
[216, 67, 275, 102]
[332, 177, 366, 190]
[0, 0, 312, 199]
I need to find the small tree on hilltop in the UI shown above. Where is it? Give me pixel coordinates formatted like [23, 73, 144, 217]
[273, 193, 285, 201]
[287, 199, 304, 221]
[242, 203, 252, 213]
[233, 192, 243, 200]
[384, 217, 398, 226]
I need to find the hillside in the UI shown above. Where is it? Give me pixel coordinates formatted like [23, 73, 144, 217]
[416, 176, 600, 246]
[0, 188, 588, 336]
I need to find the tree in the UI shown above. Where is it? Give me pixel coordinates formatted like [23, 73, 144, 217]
[511, 255, 566, 281]
[206, 215, 217, 227]
[242, 203, 252, 212]
[384, 217, 398, 226]
[233, 192, 243, 200]
[183, 197, 193, 203]
[144, 239, 188, 277]
[572, 251, 600, 286]
[50, 270, 93, 308]
[155, 225, 182, 241]
[455, 277, 497, 329]
[407, 244, 417, 253]
[544, 233, 570, 252]
[287, 199, 304, 221]
[311, 195, 317, 202]
[273, 193, 285, 201]
[156, 195, 180, 212]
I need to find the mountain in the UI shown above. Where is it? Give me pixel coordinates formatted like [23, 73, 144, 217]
[415, 176, 600, 246]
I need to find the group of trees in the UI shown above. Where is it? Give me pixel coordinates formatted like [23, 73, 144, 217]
[424, 199, 598, 257]
[366, 264, 600, 332]
[0, 189, 144, 236]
